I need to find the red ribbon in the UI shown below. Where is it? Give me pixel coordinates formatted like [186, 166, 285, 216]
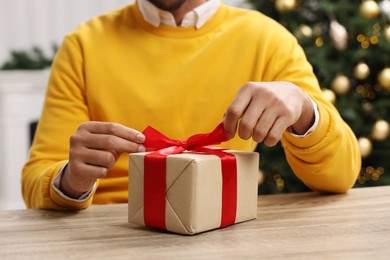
[142, 123, 237, 230]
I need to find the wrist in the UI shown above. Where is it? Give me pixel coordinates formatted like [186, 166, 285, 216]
[291, 95, 315, 135]
[59, 166, 94, 199]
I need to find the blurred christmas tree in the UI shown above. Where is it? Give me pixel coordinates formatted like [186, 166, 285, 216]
[251, 0, 390, 193]
[1, 45, 57, 70]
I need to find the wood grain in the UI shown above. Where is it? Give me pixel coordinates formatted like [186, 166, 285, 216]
[1, 186, 389, 259]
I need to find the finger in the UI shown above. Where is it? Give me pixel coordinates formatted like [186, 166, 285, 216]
[263, 117, 289, 147]
[68, 160, 109, 180]
[238, 101, 265, 140]
[80, 122, 145, 143]
[223, 86, 253, 139]
[71, 146, 117, 169]
[70, 125, 145, 154]
[85, 134, 145, 153]
[252, 107, 278, 143]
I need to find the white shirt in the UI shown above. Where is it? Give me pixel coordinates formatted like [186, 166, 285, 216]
[137, 0, 220, 29]
[54, 0, 320, 201]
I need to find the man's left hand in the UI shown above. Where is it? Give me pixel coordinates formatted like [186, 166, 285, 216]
[223, 81, 315, 147]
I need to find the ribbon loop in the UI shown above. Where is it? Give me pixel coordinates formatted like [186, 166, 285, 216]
[142, 123, 237, 231]
[178, 140, 189, 150]
[144, 123, 229, 152]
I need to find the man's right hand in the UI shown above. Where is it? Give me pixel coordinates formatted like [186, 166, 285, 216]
[60, 122, 146, 199]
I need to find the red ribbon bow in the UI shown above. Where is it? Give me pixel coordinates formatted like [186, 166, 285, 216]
[142, 123, 237, 230]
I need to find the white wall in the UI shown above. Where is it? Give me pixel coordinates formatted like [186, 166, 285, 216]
[0, 0, 134, 65]
[0, 70, 49, 210]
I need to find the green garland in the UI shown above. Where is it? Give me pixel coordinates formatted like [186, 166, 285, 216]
[1, 45, 57, 70]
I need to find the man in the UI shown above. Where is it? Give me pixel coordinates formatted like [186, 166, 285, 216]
[22, 0, 361, 209]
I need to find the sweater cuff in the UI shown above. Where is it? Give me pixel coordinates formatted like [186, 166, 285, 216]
[287, 96, 320, 137]
[49, 162, 96, 209]
[283, 103, 330, 149]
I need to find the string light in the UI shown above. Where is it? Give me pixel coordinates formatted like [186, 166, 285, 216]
[272, 173, 285, 191]
[370, 36, 378, 44]
[361, 40, 370, 48]
[358, 166, 385, 184]
[315, 37, 324, 47]
[357, 34, 366, 42]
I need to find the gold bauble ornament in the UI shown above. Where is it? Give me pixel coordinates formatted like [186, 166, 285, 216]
[360, 0, 380, 18]
[384, 26, 390, 41]
[299, 24, 313, 37]
[295, 24, 313, 39]
[354, 62, 370, 80]
[331, 75, 351, 95]
[322, 88, 336, 104]
[275, 0, 296, 13]
[362, 102, 374, 112]
[358, 137, 373, 158]
[378, 67, 390, 89]
[372, 120, 390, 141]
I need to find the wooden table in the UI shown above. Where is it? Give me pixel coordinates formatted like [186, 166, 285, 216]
[1, 186, 389, 259]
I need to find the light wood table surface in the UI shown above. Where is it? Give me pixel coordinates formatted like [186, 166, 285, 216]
[1, 186, 389, 259]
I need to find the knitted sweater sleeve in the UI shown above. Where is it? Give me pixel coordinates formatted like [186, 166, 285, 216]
[263, 24, 361, 193]
[22, 34, 96, 209]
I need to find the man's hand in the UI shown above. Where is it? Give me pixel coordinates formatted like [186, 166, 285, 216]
[60, 122, 146, 198]
[223, 81, 315, 147]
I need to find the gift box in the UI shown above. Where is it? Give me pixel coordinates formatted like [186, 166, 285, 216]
[128, 124, 259, 235]
[128, 150, 259, 235]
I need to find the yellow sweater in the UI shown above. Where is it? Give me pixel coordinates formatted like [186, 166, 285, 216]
[22, 3, 361, 209]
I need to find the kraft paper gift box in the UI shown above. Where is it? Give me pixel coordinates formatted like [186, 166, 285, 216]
[128, 150, 259, 235]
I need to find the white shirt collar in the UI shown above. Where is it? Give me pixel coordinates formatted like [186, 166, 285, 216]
[137, 0, 220, 29]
